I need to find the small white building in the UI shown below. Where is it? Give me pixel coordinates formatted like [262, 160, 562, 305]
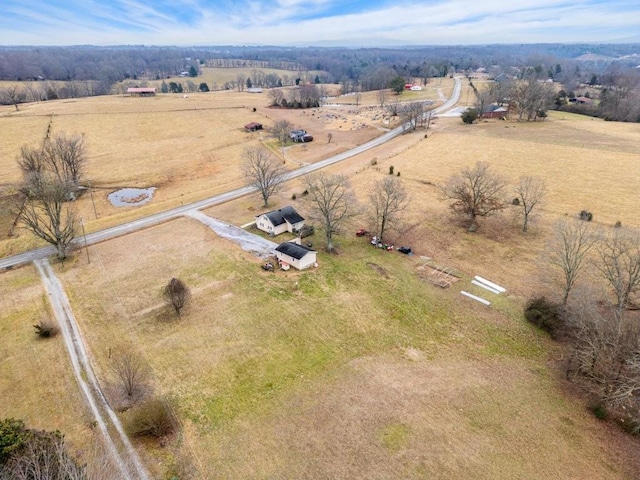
[275, 242, 317, 270]
[255, 206, 305, 236]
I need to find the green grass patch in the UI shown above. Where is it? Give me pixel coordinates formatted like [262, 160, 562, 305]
[379, 423, 410, 452]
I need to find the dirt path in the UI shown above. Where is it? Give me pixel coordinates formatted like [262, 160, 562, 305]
[34, 258, 150, 480]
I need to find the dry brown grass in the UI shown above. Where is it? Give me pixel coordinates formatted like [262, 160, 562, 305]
[0, 265, 100, 459]
[3, 89, 640, 478]
[44, 212, 640, 479]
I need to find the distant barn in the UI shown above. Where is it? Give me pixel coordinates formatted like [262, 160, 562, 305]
[127, 87, 156, 97]
[245, 122, 263, 132]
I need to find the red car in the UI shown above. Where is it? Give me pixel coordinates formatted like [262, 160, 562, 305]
[356, 229, 369, 237]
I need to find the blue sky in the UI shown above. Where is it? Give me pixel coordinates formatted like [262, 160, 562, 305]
[1, 0, 639, 46]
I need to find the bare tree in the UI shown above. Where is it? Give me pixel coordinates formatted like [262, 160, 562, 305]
[19, 133, 86, 192]
[596, 228, 640, 328]
[241, 147, 286, 207]
[303, 173, 358, 252]
[515, 176, 546, 232]
[509, 73, 555, 121]
[369, 177, 409, 243]
[2, 427, 86, 480]
[42, 133, 86, 189]
[19, 176, 76, 260]
[377, 88, 387, 108]
[16, 134, 86, 259]
[236, 73, 246, 92]
[165, 277, 191, 315]
[2, 85, 25, 111]
[548, 218, 598, 306]
[565, 285, 640, 429]
[441, 162, 506, 231]
[268, 88, 284, 106]
[401, 101, 427, 131]
[269, 119, 294, 148]
[111, 347, 150, 399]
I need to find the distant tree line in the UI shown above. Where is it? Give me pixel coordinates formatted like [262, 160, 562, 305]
[1, 44, 639, 120]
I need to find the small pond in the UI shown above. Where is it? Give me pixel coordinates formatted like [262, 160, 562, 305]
[108, 187, 156, 207]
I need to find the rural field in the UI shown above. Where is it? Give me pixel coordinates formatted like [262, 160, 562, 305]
[2, 78, 640, 478]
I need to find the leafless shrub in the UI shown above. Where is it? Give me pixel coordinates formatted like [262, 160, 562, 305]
[33, 319, 60, 338]
[111, 347, 150, 401]
[126, 397, 178, 439]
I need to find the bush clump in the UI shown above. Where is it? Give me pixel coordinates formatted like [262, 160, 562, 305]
[33, 319, 60, 338]
[589, 402, 608, 421]
[127, 398, 177, 439]
[524, 296, 564, 338]
[579, 210, 593, 222]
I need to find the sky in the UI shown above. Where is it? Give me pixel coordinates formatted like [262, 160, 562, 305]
[1, 0, 640, 47]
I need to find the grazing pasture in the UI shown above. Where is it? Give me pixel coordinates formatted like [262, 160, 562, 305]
[2, 81, 640, 477]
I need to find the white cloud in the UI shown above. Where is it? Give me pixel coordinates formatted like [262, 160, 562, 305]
[1, 0, 639, 45]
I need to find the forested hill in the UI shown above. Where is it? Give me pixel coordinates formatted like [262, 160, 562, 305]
[1, 43, 639, 84]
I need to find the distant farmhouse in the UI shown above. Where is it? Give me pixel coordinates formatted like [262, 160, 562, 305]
[481, 104, 509, 119]
[256, 206, 305, 236]
[275, 241, 317, 270]
[127, 87, 156, 97]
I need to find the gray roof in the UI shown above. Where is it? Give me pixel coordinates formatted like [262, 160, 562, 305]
[275, 242, 316, 260]
[262, 206, 304, 226]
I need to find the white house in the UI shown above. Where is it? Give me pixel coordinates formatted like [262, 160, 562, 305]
[275, 242, 317, 270]
[255, 206, 305, 236]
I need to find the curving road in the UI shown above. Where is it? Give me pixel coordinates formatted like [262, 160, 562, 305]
[0, 77, 461, 270]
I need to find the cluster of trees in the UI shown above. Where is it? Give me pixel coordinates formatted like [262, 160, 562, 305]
[530, 220, 640, 433]
[0, 418, 88, 479]
[441, 162, 546, 233]
[554, 65, 640, 122]
[267, 84, 324, 109]
[240, 143, 408, 252]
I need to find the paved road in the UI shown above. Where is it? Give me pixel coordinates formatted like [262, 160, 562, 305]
[0, 77, 461, 270]
[35, 258, 150, 480]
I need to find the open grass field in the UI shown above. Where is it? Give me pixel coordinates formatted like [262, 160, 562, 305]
[27, 210, 636, 479]
[0, 265, 101, 462]
[0, 87, 384, 257]
[2, 86, 640, 478]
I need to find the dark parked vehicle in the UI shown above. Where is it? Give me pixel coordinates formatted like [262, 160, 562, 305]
[397, 246, 412, 255]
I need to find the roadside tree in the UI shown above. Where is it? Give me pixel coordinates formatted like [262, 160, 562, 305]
[441, 162, 506, 231]
[514, 176, 546, 232]
[369, 177, 409, 243]
[401, 102, 426, 130]
[303, 173, 358, 252]
[16, 134, 86, 260]
[241, 147, 287, 207]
